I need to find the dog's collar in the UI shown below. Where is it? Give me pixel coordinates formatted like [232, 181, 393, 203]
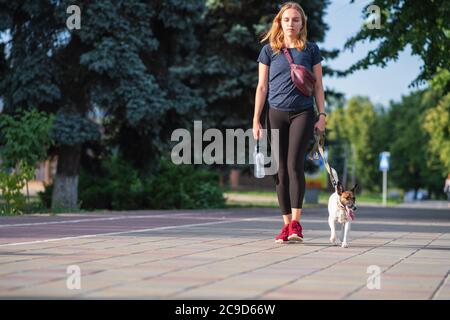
[337, 198, 346, 209]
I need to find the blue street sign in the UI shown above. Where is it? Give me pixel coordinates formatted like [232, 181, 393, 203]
[379, 151, 390, 171]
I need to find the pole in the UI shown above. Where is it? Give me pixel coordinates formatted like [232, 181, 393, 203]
[351, 144, 356, 187]
[382, 169, 387, 207]
[343, 143, 348, 188]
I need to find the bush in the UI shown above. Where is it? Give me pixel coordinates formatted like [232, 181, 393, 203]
[0, 110, 54, 214]
[145, 158, 226, 209]
[0, 163, 35, 215]
[78, 156, 145, 210]
[37, 183, 53, 209]
[73, 155, 225, 210]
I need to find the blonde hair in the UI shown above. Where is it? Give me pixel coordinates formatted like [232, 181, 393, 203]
[260, 2, 308, 54]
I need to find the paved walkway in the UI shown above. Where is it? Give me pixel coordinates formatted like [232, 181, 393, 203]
[396, 200, 449, 210]
[0, 206, 449, 299]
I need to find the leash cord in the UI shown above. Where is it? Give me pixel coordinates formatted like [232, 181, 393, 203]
[308, 130, 338, 189]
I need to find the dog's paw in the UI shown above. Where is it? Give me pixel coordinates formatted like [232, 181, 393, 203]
[330, 237, 340, 246]
[341, 242, 349, 248]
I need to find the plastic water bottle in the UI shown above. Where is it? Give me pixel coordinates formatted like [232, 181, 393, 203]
[254, 142, 265, 178]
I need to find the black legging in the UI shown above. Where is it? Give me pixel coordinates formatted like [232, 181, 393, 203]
[267, 106, 315, 215]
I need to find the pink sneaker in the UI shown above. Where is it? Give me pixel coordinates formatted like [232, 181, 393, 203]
[288, 220, 303, 242]
[275, 224, 289, 244]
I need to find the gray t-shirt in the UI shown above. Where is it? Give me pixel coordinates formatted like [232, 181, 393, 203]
[257, 41, 323, 111]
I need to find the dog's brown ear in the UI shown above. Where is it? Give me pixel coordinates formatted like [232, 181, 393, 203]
[351, 184, 358, 193]
[337, 182, 344, 195]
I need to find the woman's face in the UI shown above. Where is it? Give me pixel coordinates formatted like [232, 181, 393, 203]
[281, 8, 303, 37]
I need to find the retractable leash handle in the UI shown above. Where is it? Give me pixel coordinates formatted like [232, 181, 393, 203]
[309, 129, 338, 188]
[308, 129, 324, 161]
[308, 130, 320, 160]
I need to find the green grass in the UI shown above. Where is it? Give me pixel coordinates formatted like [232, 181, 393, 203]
[318, 191, 402, 205]
[222, 188, 277, 197]
[225, 201, 324, 209]
[223, 188, 325, 208]
[224, 188, 403, 206]
[225, 201, 279, 208]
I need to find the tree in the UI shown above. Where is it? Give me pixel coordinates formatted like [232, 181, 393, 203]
[423, 93, 450, 172]
[422, 69, 450, 173]
[0, 0, 206, 210]
[328, 96, 380, 192]
[383, 90, 444, 198]
[345, 0, 450, 88]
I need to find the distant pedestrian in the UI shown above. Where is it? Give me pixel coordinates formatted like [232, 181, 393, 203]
[444, 174, 450, 201]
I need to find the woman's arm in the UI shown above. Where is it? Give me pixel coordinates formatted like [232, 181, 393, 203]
[313, 63, 326, 132]
[313, 63, 325, 115]
[253, 63, 269, 139]
[254, 62, 269, 122]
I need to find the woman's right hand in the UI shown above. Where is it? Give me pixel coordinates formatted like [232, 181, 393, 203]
[253, 120, 263, 140]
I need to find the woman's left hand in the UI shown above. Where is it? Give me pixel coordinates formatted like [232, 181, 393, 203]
[314, 116, 326, 133]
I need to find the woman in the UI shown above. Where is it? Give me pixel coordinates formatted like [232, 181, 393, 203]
[253, 2, 326, 243]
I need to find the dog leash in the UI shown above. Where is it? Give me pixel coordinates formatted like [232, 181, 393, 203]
[308, 129, 338, 188]
[308, 130, 356, 221]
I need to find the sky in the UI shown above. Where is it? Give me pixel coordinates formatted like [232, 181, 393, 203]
[321, 0, 427, 108]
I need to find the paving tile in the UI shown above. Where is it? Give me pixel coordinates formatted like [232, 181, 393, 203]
[1, 210, 449, 299]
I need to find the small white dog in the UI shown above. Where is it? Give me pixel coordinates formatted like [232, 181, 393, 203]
[328, 168, 357, 248]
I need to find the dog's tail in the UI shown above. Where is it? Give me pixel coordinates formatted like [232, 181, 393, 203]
[331, 167, 339, 185]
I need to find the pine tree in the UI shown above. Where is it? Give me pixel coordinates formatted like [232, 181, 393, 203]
[0, 0, 205, 210]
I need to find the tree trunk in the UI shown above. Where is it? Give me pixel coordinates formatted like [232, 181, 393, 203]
[26, 182, 30, 204]
[51, 144, 81, 211]
[229, 169, 240, 189]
